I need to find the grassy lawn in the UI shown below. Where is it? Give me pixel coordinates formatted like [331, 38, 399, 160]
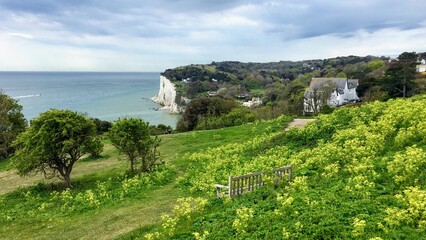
[0, 118, 291, 240]
[1, 183, 185, 240]
[248, 88, 265, 95]
[161, 120, 287, 160]
[0, 143, 125, 195]
[0, 158, 9, 171]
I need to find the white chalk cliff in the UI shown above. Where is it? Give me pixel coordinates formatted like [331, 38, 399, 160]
[152, 76, 187, 113]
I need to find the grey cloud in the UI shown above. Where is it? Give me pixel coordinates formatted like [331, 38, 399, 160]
[0, 0, 92, 14]
[262, 0, 425, 40]
[0, 0, 197, 39]
[1, 0, 425, 46]
[149, 0, 252, 13]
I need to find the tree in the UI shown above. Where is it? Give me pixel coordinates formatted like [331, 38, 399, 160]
[0, 91, 27, 160]
[91, 117, 112, 134]
[367, 59, 385, 71]
[10, 109, 102, 188]
[108, 118, 160, 173]
[176, 97, 238, 131]
[304, 80, 336, 114]
[383, 52, 418, 98]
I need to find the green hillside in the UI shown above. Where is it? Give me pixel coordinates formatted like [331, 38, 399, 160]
[136, 95, 426, 239]
[161, 56, 389, 102]
[1, 95, 426, 239]
[0, 116, 292, 239]
[162, 52, 426, 118]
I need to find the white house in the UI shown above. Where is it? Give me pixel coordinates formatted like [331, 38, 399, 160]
[304, 78, 360, 114]
[416, 60, 426, 72]
[182, 78, 192, 83]
[242, 98, 262, 108]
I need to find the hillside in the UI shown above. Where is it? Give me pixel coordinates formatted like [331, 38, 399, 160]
[161, 53, 426, 119]
[135, 95, 426, 239]
[161, 56, 389, 101]
[0, 117, 293, 239]
[1, 95, 426, 239]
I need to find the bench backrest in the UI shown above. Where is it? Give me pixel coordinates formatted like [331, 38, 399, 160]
[228, 164, 292, 197]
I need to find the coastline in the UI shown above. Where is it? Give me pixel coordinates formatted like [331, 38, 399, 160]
[0, 72, 180, 127]
[152, 75, 188, 114]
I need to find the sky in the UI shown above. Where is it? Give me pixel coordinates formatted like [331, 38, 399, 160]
[0, 0, 425, 72]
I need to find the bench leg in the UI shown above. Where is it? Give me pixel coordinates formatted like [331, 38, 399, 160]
[216, 187, 222, 198]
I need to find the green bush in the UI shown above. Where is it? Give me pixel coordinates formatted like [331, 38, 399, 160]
[195, 107, 256, 130]
[176, 97, 238, 132]
[0, 91, 27, 160]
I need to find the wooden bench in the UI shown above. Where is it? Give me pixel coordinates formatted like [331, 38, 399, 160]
[214, 165, 293, 198]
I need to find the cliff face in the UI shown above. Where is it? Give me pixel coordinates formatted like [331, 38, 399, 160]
[153, 76, 187, 113]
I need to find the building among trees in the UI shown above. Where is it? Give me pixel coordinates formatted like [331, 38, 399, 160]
[303, 78, 360, 114]
[416, 59, 426, 73]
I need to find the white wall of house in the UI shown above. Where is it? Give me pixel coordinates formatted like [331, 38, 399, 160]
[330, 87, 359, 106]
[417, 64, 426, 73]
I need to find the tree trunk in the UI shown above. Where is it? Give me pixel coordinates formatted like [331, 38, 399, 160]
[130, 157, 135, 172]
[403, 84, 406, 98]
[64, 174, 73, 188]
[60, 158, 76, 188]
[141, 156, 147, 172]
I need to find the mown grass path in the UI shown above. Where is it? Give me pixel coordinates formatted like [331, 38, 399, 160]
[285, 118, 316, 130]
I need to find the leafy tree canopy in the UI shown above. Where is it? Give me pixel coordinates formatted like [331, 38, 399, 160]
[10, 109, 102, 188]
[108, 118, 161, 173]
[382, 52, 418, 98]
[177, 97, 238, 132]
[0, 91, 27, 160]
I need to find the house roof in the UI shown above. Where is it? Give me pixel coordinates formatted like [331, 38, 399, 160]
[310, 78, 358, 90]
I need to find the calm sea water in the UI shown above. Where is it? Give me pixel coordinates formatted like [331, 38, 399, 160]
[0, 72, 179, 127]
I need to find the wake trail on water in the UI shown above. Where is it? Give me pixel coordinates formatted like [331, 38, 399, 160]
[12, 94, 42, 99]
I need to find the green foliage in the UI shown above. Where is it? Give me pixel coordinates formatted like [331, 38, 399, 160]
[108, 118, 161, 173]
[144, 197, 209, 239]
[336, 72, 347, 78]
[0, 91, 27, 160]
[319, 104, 334, 114]
[164, 53, 426, 117]
[368, 59, 386, 70]
[10, 109, 102, 188]
[152, 95, 426, 238]
[176, 97, 238, 132]
[0, 115, 292, 239]
[150, 124, 173, 135]
[382, 52, 418, 98]
[87, 137, 104, 157]
[90, 117, 112, 134]
[163, 55, 409, 116]
[4, 92, 426, 239]
[0, 166, 174, 223]
[162, 65, 232, 83]
[178, 115, 295, 194]
[195, 107, 256, 130]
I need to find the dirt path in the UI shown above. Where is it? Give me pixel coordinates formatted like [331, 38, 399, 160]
[285, 118, 316, 130]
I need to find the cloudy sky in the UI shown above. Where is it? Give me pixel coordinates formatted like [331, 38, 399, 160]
[0, 0, 425, 71]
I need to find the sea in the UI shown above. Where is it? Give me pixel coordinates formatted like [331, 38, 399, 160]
[0, 72, 179, 127]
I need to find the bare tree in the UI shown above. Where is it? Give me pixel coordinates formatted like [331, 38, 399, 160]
[304, 80, 336, 114]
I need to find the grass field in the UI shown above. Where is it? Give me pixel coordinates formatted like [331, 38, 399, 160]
[248, 88, 265, 96]
[0, 117, 292, 240]
[117, 96, 426, 239]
